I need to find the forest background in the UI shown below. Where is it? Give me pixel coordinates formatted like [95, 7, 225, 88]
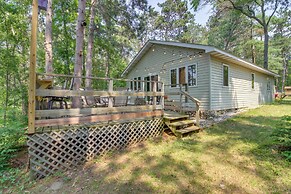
[0, 0, 290, 168]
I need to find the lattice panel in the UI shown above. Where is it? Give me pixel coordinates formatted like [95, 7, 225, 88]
[27, 118, 164, 179]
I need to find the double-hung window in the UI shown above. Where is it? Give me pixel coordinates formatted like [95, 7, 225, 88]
[223, 65, 229, 87]
[251, 73, 255, 89]
[170, 69, 177, 88]
[137, 77, 141, 90]
[267, 81, 271, 91]
[188, 64, 197, 86]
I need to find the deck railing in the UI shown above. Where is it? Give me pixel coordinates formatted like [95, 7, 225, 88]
[28, 73, 164, 134]
[164, 84, 201, 127]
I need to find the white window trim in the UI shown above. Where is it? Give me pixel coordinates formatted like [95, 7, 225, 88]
[187, 63, 198, 88]
[222, 64, 229, 87]
[251, 73, 255, 90]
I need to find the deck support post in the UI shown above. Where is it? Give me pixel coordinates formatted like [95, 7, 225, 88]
[28, 0, 39, 134]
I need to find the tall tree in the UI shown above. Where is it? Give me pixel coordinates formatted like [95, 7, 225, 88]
[271, 8, 291, 91]
[156, 0, 194, 41]
[45, 0, 53, 75]
[72, 0, 87, 108]
[226, 0, 281, 69]
[207, 8, 249, 51]
[191, 0, 290, 69]
[85, 0, 97, 89]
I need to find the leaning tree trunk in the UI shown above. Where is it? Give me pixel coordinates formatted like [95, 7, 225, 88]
[72, 0, 87, 108]
[45, 0, 53, 75]
[85, 0, 97, 90]
[263, 26, 269, 69]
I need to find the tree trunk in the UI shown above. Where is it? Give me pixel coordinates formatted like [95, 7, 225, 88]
[72, 0, 87, 108]
[105, 52, 110, 78]
[45, 0, 53, 75]
[263, 26, 269, 69]
[61, 1, 71, 89]
[85, 0, 97, 90]
[282, 52, 287, 92]
[250, 22, 256, 64]
[4, 63, 9, 126]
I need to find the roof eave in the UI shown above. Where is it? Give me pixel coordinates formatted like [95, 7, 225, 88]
[209, 49, 279, 77]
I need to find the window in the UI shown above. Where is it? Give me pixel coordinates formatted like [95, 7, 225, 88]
[267, 81, 271, 91]
[144, 76, 150, 91]
[134, 78, 137, 90]
[251, 73, 255, 89]
[171, 69, 177, 87]
[188, 64, 197, 86]
[223, 65, 229, 86]
[137, 77, 141, 90]
[130, 80, 133, 90]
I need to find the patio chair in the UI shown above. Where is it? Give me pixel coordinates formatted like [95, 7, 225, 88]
[113, 88, 128, 107]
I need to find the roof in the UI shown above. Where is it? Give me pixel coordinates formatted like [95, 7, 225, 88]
[121, 40, 279, 77]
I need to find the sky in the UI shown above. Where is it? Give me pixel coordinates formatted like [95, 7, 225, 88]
[147, 0, 212, 26]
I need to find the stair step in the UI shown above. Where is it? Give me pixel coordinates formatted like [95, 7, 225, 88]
[177, 126, 200, 134]
[168, 120, 194, 127]
[164, 115, 189, 121]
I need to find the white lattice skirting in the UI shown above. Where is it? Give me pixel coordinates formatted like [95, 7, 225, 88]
[27, 118, 164, 178]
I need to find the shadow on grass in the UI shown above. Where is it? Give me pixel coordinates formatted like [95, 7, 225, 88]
[204, 112, 291, 192]
[26, 101, 291, 193]
[78, 138, 214, 194]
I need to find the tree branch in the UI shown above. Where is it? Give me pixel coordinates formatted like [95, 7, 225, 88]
[227, 0, 264, 26]
[267, 0, 278, 26]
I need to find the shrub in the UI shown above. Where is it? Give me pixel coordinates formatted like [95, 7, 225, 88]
[0, 109, 27, 170]
[272, 115, 291, 161]
[0, 126, 25, 170]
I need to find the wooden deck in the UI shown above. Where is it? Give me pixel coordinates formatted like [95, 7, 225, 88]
[28, 73, 165, 134]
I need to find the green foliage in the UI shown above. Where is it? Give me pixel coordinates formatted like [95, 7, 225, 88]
[156, 0, 194, 41]
[0, 109, 26, 170]
[272, 115, 291, 161]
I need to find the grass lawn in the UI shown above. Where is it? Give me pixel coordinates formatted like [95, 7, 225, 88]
[3, 99, 291, 193]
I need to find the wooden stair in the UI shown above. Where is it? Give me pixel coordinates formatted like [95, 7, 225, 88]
[163, 112, 200, 137]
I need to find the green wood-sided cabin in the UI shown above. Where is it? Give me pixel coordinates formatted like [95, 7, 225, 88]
[122, 40, 278, 111]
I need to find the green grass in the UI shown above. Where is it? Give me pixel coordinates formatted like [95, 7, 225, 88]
[2, 99, 291, 193]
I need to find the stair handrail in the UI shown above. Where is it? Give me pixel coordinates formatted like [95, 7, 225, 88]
[179, 86, 200, 127]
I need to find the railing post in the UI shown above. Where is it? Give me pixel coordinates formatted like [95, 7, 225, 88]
[108, 79, 113, 107]
[196, 102, 200, 127]
[179, 84, 183, 113]
[28, 0, 39, 134]
[153, 81, 157, 106]
[161, 82, 164, 110]
[185, 84, 188, 103]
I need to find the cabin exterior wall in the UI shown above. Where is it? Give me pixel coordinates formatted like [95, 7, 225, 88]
[209, 56, 275, 110]
[126, 44, 211, 110]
